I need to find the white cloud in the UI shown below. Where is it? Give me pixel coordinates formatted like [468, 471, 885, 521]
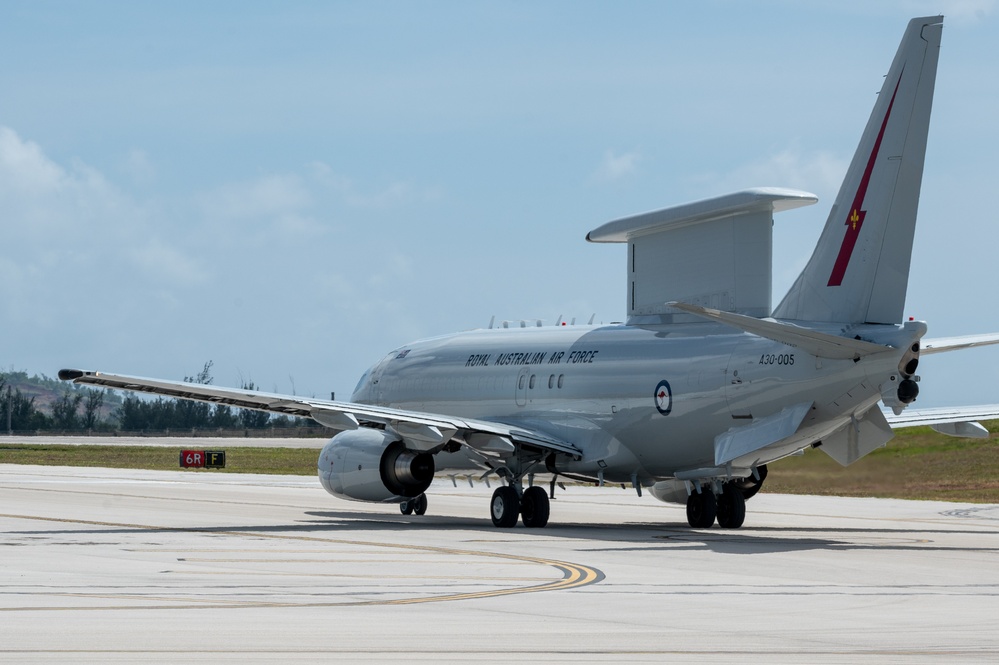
[0, 126, 134, 240]
[309, 161, 442, 208]
[935, 0, 995, 23]
[698, 145, 849, 203]
[272, 212, 327, 236]
[0, 125, 206, 332]
[366, 249, 415, 289]
[0, 127, 65, 196]
[123, 149, 156, 186]
[127, 239, 209, 286]
[200, 173, 312, 221]
[592, 150, 641, 183]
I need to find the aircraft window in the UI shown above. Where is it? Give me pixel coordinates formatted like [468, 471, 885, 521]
[548, 375, 554, 389]
[529, 375, 536, 389]
[518, 375, 525, 390]
[558, 374, 564, 389]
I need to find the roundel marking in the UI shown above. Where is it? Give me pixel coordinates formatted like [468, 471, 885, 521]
[654, 380, 673, 416]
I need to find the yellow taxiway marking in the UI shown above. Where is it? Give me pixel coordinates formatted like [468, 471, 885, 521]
[0, 512, 604, 611]
[167, 570, 556, 581]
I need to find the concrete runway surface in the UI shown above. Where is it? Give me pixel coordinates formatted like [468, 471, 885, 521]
[2, 463, 999, 663]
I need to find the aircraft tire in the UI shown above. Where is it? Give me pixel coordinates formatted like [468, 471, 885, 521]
[400, 499, 414, 515]
[520, 486, 550, 528]
[686, 490, 717, 528]
[413, 493, 428, 516]
[716, 484, 746, 529]
[491, 486, 520, 528]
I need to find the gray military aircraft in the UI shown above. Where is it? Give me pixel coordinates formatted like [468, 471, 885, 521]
[61, 16, 999, 530]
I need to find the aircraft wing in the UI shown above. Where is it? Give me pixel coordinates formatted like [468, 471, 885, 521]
[57, 369, 582, 459]
[885, 405, 999, 439]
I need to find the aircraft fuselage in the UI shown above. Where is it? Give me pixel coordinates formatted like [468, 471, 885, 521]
[351, 321, 913, 485]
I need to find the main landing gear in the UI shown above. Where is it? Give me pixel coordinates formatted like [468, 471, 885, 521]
[490, 485, 550, 528]
[716, 484, 746, 528]
[686, 483, 746, 528]
[399, 483, 551, 528]
[399, 493, 428, 516]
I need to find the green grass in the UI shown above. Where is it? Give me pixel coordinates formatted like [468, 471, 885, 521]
[0, 444, 318, 476]
[765, 423, 999, 503]
[2, 423, 998, 503]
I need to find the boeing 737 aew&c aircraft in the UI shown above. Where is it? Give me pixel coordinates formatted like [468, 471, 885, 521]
[61, 16, 999, 530]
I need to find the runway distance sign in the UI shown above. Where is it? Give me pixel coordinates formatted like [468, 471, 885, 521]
[180, 450, 226, 469]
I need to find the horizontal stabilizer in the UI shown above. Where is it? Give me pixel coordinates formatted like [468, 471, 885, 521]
[668, 302, 890, 360]
[921, 333, 999, 355]
[931, 421, 990, 439]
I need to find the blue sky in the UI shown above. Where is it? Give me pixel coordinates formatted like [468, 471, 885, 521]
[1, 1, 997, 407]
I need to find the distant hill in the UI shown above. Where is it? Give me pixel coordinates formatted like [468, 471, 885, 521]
[0, 370, 121, 417]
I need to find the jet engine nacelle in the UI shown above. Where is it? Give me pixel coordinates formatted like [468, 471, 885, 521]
[317, 428, 434, 503]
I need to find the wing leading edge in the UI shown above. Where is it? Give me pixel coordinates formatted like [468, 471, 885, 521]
[921, 333, 999, 355]
[57, 369, 581, 460]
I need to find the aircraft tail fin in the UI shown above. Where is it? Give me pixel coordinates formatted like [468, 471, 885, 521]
[773, 16, 943, 324]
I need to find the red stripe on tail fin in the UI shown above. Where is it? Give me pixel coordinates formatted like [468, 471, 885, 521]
[827, 72, 904, 286]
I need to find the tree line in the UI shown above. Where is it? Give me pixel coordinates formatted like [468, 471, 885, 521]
[1, 362, 319, 434]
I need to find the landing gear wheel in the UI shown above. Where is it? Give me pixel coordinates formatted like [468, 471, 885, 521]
[521, 486, 550, 528]
[686, 490, 717, 528]
[717, 484, 746, 529]
[413, 493, 428, 516]
[400, 499, 414, 515]
[490, 486, 521, 528]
